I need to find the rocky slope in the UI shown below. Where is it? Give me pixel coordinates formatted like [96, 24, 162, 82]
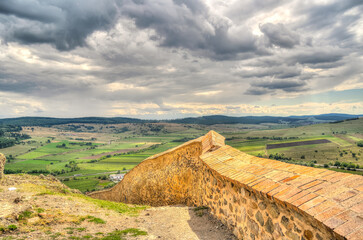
[0, 174, 236, 240]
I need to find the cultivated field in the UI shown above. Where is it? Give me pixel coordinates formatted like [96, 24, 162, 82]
[266, 139, 331, 149]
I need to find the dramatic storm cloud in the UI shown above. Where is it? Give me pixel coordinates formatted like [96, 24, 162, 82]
[0, 0, 362, 118]
[0, 0, 119, 50]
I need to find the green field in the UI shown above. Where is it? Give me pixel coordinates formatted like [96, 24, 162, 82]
[63, 177, 105, 192]
[17, 141, 98, 160]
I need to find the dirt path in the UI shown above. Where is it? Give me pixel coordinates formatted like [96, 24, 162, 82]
[0, 175, 236, 240]
[135, 206, 236, 240]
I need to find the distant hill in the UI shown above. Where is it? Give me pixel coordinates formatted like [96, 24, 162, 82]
[0, 117, 145, 126]
[0, 114, 361, 126]
[168, 115, 303, 125]
[168, 114, 362, 125]
[289, 113, 362, 121]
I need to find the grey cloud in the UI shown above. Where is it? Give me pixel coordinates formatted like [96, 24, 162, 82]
[0, 0, 119, 50]
[121, 0, 258, 59]
[260, 23, 300, 48]
[327, 13, 361, 47]
[244, 47, 346, 69]
[0, 0, 62, 23]
[288, 49, 344, 66]
[252, 80, 306, 90]
[246, 79, 308, 95]
[294, 0, 362, 48]
[296, 0, 362, 30]
[226, 0, 288, 22]
[238, 65, 301, 79]
[245, 87, 273, 96]
[0, 0, 260, 58]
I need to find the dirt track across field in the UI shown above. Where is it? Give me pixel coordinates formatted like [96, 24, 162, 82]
[82, 149, 136, 159]
[266, 139, 331, 149]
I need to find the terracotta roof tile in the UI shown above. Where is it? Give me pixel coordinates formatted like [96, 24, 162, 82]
[346, 227, 363, 240]
[341, 193, 363, 209]
[306, 200, 336, 216]
[334, 216, 363, 237]
[299, 196, 327, 211]
[350, 201, 363, 214]
[323, 210, 356, 229]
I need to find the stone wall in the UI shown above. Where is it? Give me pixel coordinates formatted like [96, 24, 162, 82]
[199, 163, 337, 240]
[89, 131, 363, 240]
[89, 131, 225, 205]
[0, 153, 5, 179]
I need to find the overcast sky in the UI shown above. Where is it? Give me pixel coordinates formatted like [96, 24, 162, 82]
[0, 0, 362, 119]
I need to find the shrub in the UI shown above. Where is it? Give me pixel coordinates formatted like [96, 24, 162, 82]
[18, 210, 32, 221]
[102, 228, 147, 239]
[7, 225, 18, 231]
[348, 162, 356, 169]
[87, 216, 106, 224]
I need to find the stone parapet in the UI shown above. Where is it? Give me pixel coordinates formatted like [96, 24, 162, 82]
[89, 131, 363, 240]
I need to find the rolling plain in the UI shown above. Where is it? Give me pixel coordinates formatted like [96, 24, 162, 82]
[2, 118, 363, 193]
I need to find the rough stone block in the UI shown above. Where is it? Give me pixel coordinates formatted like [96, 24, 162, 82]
[0, 153, 5, 179]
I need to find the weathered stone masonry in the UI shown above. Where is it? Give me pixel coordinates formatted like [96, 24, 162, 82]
[0, 153, 5, 179]
[89, 131, 363, 240]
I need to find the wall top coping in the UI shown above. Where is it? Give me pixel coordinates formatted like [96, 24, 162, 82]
[200, 143, 363, 239]
[143, 130, 225, 161]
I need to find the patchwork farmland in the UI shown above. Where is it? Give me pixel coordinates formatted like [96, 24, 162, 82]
[2, 118, 363, 192]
